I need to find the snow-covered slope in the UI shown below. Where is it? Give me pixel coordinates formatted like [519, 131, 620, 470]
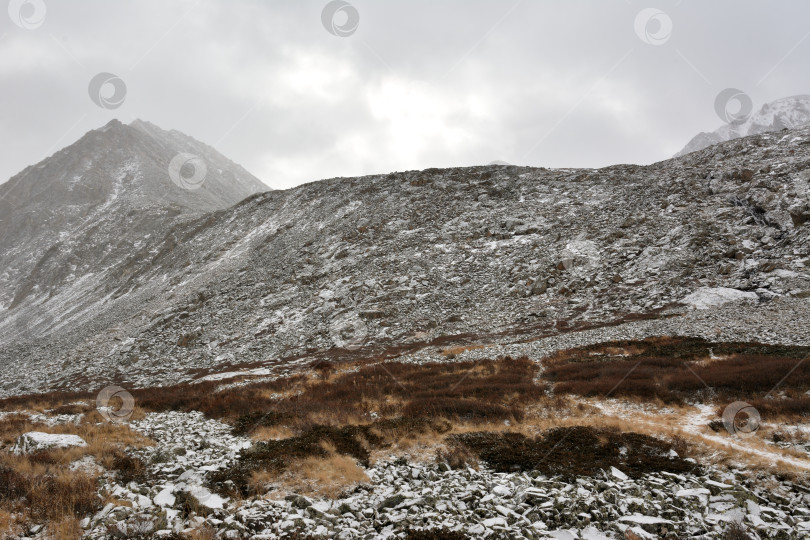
[676, 94, 810, 157]
[0, 119, 267, 341]
[2, 122, 810, 396]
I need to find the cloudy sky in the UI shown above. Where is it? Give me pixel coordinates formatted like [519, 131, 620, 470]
[1, 0, 809, 190]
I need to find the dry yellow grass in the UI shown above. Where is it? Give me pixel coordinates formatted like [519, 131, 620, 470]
[0, 510, 22, 540]
[80, 406, 146, 425]
[1, 407, 151, 449]
[3, 350, 808, 519]
[250, 424, 296, 441]
[47, 516, 81, 540]
[101, 497, 134, 508]
[0, 408, 155, 534]
[183, 523, 218, 540]
[0, 416, 153, 474]
[0, 454, 99, 524]
[353, 395, 810, 478]
[441, 344, 487, 357]
[687, 431, 809, 476]
[366, 423, 453, 465]
[0, 452, 48, 477]
[524, 399, 810, 476]
[269, 454, 370, 498]
[606, 345, 643, 356]
[248, 439, 370, 498]
[0, 414, 35, 446]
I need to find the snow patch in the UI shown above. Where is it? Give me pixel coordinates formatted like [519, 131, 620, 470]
[681, 287, 758, 310]
[196, 367, 272, 383]
[13, 431, 87, 454]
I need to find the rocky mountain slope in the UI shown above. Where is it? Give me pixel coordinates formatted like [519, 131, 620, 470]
[676, 94, 810, 157]
[0, 120, 267, 346]
[53, 410, 810, 539]
[2, 122, 810, 397]
[2, 119, 810, 540]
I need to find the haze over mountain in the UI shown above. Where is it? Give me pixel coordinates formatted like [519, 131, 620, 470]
[676, 95, 810, 157]
[0, 119, 266, 342]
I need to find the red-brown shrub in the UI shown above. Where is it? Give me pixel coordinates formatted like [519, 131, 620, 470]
[544, 337, 810, 414]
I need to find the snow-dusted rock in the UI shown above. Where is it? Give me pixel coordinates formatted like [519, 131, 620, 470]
[482, 516, 507, 528]
[609, 466, 629, 481]
[185, 486, 226, 510]
[13, 431, 86, 454]
[154, 488, 176, 507]
[682, 287, 759, 310]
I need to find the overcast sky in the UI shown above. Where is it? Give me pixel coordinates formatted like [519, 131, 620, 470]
[1, 1, 809, 190]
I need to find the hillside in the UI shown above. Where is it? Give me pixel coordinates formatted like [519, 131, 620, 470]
[1, 122, 810, 540]
[1, 124, 809, 396]
[0, 119, 267, 351]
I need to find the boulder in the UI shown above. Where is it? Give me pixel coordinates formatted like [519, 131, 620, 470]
[681, 287, 758, 310]
[13, 431, 87, 454]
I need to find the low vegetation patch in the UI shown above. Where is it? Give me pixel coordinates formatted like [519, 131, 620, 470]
[0, 412, 153, 535]
[724, 521, 755, 540]
[544, 337, 810, 416]
[260, 356, 541, 428]
[209, 417, 449, 497]
[405, 529, 470, 540]
[110, 452, 149, 484]
[203, 357, 549, 497]
[0, 455, 100, 521]
[1, 356, 542, 432]
[450, 426, 696, 478]
[263, 452, 370, 498]
[175, 490, 210, 520]
[232, 410, 292, 436]
[0, 509, 23, 539]
[5, 336, 808, 523]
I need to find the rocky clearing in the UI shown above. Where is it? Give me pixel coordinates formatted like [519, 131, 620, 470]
[2, 333, 810, 539]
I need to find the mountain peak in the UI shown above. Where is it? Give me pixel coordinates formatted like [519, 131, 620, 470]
[0, 119, 268, 311]
[128, 118, 161, 134]
[3, 119, 268, 210]
[676, 94, 810, 157]
[102, 118, 124, 129]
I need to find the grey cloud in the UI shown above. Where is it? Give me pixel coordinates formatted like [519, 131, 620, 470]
[1, 0, 809, 189]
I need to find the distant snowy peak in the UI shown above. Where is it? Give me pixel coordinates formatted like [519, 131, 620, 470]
[745, 95, 810, 133]
[676, 95, 810, 157]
